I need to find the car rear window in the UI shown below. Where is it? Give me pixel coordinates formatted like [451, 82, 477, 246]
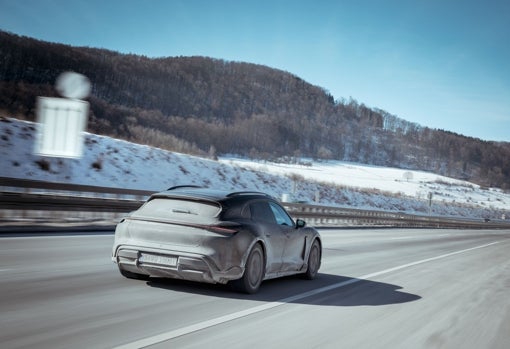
[132, 198, 221, 223]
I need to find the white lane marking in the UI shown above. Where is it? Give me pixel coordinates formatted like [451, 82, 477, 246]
[390, 234, 451, 240]
[361, 241, 500, 278]
[113, 241, 501, 349]
[0, 234, 113, 241]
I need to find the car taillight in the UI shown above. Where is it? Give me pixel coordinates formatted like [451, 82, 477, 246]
[206, 222, 240, 234]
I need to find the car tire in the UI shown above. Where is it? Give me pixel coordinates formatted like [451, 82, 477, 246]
[119, 266, 150, 281]
[232, 243, 265, 294]
[303, 239, 321, 280]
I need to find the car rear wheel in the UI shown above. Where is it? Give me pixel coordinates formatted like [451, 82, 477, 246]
[232, 244, 265, 294]
[118, 266, 150, 281]
[303, 240, 321, 280]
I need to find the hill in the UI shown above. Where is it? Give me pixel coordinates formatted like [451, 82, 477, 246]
[0, 30, 509, 189]
[1, 117, 508, 221]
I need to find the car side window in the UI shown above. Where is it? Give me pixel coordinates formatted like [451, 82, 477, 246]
[249, 201, 277, 224]
[269, 202, 294, 226]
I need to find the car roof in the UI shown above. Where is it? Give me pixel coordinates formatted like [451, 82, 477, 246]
[150, 186, 274, 203]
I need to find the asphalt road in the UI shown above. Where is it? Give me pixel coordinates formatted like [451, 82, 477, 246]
[1, 228, 509, 349]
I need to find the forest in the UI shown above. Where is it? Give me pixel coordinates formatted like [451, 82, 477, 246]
[1, 30, 509, 189]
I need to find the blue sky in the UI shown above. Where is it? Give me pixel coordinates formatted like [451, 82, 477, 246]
[1, 0, 509, 141]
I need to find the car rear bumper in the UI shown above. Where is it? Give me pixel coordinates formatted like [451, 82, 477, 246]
[113, 246, 243, 284]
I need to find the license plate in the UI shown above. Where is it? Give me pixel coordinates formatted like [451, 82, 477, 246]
[139, 253, 177, 266]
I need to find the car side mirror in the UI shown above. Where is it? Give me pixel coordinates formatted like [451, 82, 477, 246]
[296, 219, 306, 229]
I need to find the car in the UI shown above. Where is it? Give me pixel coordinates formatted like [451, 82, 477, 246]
[112, 186, 322, 293]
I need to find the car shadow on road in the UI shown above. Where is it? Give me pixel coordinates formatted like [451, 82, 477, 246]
[146, 273, 421, 306]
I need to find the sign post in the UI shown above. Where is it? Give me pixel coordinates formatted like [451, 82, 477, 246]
[428, 192, 433, 215]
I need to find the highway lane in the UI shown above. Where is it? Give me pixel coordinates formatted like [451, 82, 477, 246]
[0, 229, 509, 349]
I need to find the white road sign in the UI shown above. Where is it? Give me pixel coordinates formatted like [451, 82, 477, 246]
[34, 97, 89, 158]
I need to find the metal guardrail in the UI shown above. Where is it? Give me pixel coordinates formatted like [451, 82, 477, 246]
[0, 176, 153, 197]
[0, 177, 150, 225]
[0, 191, 144, 212]
[1, 177, 509, 229]
[283, 203, 510, 229]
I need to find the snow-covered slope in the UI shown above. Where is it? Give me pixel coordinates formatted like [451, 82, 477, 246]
[1, 117, 508, 220]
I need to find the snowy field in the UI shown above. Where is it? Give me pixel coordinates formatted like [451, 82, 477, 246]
[1, 117, 509, 220]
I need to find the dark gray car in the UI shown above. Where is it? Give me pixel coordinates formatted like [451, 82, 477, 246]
[112, 187, 322, 293]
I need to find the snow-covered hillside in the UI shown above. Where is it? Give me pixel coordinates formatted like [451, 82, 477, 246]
[1, 117, 509, 220]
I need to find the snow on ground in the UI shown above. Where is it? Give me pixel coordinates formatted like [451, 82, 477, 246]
[221, 157, 508, 211]
[1, 117, 509, 220]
